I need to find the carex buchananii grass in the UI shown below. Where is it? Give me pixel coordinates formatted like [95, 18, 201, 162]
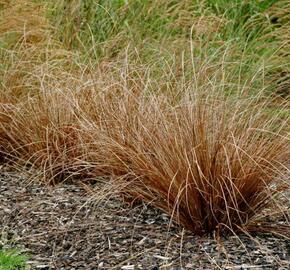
[0, 90, 83, 183]
[0, 0, 89, 183]
[1, 55, 289, 235]
[78, 69, 289, 235]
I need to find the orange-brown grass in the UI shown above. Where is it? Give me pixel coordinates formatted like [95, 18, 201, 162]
[0, 0, 81, 100]
[0, 53, 288, 234]
[0, 0, 92, 182]
[79, 75, 289, 235]
[0, 0, 51, 98]
[0, 89, 86, 183]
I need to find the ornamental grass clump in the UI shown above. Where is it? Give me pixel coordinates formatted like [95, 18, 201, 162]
[0, 90, 84, 183]
[82, 81, 289, 235]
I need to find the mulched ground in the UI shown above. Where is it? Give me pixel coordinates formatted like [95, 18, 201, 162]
[1, 169, 290, 270]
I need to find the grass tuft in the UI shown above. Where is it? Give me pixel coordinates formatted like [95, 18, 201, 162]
[79, 70, 289, 235]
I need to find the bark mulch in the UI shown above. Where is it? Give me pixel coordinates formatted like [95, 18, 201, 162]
[1, 170, 290, 270]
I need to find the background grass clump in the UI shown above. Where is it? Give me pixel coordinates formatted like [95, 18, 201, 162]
[49, 0, 188, 57]
[48, 0, 289, 97]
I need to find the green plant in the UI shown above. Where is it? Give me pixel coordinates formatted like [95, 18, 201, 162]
[0, 249, 27, 270]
